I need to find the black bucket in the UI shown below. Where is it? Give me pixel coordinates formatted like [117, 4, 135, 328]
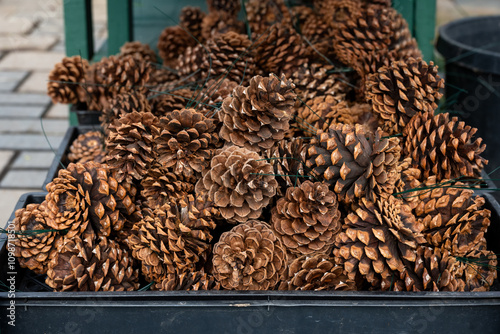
[436, 16, 500, 173]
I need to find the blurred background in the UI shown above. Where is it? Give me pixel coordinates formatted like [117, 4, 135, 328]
[0, 0, 499, 224]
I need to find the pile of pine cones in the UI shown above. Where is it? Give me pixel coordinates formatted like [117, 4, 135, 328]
[14, 0, 497, 292]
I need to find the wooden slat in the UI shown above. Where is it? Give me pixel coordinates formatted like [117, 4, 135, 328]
[107, 0, 133, 55]
[393, 0, 415, 34]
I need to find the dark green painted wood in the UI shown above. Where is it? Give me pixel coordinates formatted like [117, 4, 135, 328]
[63, 0, 94, 125]
[393, 0, 415, 34]
[107, 0, 133, 55]
[415, 0, 437, 62]
[63, 0, 94, 59]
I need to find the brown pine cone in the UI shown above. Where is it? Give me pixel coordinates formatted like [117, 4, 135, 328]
[13, 203, 62, 274]
[279, 253, 358, 291]
[176, 44, 204, 80]
[271, 181, 341, 255]
[315, 0, 363, 25]
[158, 26, 197, 68]
[212, 220, 287, 290]
[334, 196, 426, 290]
[46, 162, 136, 237]
[267, 138, 308, 196]
[254, 23, 309, 78]
[457, 246, 497, 291]
[48, 56, 89, 104]
[198, 78, 238, 116]
[207, 0, 241, 16]
[154, 269, 220, 291]
[201, 10, 244, 40]
[305, 124, 401, 203]
[100, 91, 151, 134]
[401, 246, 464, 291]
[297, 96, 371, 136]
[301, 13, 335, 60]
[219, 73, 296, 152]
[68, 130, 105, 164]
[105, 111, 160, 183]
[44, 170, 90, 239]
[245, 0, 292, 35]
[180, 6, 206, 42]
[366, 58, 444, 135]
[78, 62, 108, 111]
[155, 108, 220, 178]
[292, 63, 354, 102]
[403, 112, 487, 181]
[200, 31, 255, 85]
[128, 195, 217, 282]
[410, 178, 490, 256]
[195, 145, 278, 223]
[290, 5, 315, 28]
[332, 6, 421, 73]
[147, 67, 180, 88]
[98, 55, 152, 97]
[119, 41, 157, 63]
[149, 88, 194, 117]
[140, 163, 196, 209]
[46, 233, 139, 292]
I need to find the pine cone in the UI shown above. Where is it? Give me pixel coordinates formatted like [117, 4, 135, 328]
[68, 130, 105, 164]
[290, 5, 315, 28]
[366, 58, 444, 135]
[198, 78, 238, 116]
[105, 111, 160, 183]
[403, 112, 487, 181]
[334, 197, 426, 290]
[410, 178, 490, 256]
[200, 31, 255, 85]
[195, 145, 278, 223]
[155, 269, 220, 291]
[245, 0, 292, 35]
[155, 108, 220, 178]
[78, 62, 108, 111]
[297, 96, 371, 136]
[98, 55, 152, 97]
[212, 220, 287, 290]
[46, 233, 139, 291]
[315, 0, 363, 25]
[279, 253, 357, 291]
[305, 124, 401, 203]
[100, 91, 151, 134]
[267, 138, 308, 196]
[332, 6, 421, 73]
[119, 41, 157, 63]
[457, 246, 497, 291]
[219, 73, 296, 152]
[47, 56, 89, 104]
[158, 26, 197, 68]
[180, 6, 206, 42]
[13, 203, 62, 274]
[140, 163, 196, 209]
[148, 67, 180, 88]
[128, 195, 217, 282]
[254, 23, 309, 78]
[271, 181, 341, 255]
[176, 44, 204, 80]
[201, 10, 244, 40]
[301, 13, 335, 60]
[46, 162, 136, 237]
[401, 246, 464, 291]
[292, 63, 354, 102]
[149, 88, 194, 117]
[207, 0, 241, 16]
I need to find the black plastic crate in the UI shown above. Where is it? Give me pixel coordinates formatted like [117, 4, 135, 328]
[70, 103, 101, 125]
[42, 125, 101, 190]
[0, 192, 499, 333]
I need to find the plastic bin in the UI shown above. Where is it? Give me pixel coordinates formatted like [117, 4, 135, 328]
[436, 16, 500, 174]
[0, 192, 499, 333]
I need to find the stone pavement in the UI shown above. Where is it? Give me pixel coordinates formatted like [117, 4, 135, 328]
[0, 0, 499, 226]
[0, 0, 107, 225]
